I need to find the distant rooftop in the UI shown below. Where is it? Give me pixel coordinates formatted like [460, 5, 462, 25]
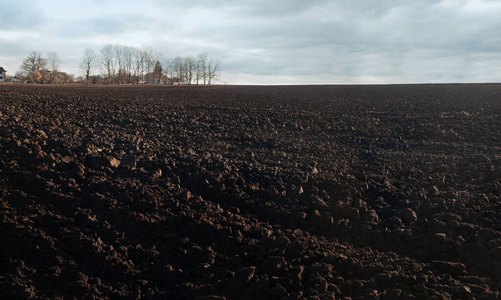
[0, 67, 6, 72]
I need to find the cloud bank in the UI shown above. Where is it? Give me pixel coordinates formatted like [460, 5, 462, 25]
[1, 0, 500, 84]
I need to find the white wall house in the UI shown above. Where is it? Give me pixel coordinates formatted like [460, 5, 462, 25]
[0, 67, 6, 82]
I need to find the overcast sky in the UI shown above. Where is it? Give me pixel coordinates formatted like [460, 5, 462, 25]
[1, 0, 501, 84]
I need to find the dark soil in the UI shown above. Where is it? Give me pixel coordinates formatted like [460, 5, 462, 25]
[0, 84, 500, 299]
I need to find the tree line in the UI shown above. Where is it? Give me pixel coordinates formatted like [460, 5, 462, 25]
[16, 45, 220, 85]
[17, 51, 74, 84]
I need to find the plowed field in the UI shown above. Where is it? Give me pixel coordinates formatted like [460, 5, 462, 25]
[1, 84, 500, 299]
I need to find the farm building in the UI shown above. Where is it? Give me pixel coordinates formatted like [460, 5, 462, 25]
[0, 67, 6, 82]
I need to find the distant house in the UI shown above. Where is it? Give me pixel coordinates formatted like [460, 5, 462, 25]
[147, 73, 172, 84]
[9, 77, 24, 83]
[0, 67, 6, 82]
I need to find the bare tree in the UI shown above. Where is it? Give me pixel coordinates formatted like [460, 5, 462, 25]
[20, 51, 47, 75]
[40, 70, 51, 84]
[114, 45, 126, 84]
[137, 48, 149, 84]
[20, 51, 47, 83]
[163, 58, 173, 84]
[140, 47, 154, 84]
[153, 60, 163, 84]
[59, 72, 74, 84]
[123, 46, 135, 84]
[172, 56, 184, 84]
[47, 52, 60, 84]
[207, 58, 220, 85]
[80, 49, 97, 85]
[195, 58, 203, 84]
[181, 57, 188, 84]
[29, 71, 42, 83]
[100, 45, 115, 84]
[198, 53, 208, 84]
[186, 56, 196, 84]
[133, 48, 142, 84]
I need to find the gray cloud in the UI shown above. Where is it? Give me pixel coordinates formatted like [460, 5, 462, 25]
[1, 0, 500, 83]
[0, 1, 46, 30]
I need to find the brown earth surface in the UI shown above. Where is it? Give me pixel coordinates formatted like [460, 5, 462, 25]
[0, 83, 500, 299]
